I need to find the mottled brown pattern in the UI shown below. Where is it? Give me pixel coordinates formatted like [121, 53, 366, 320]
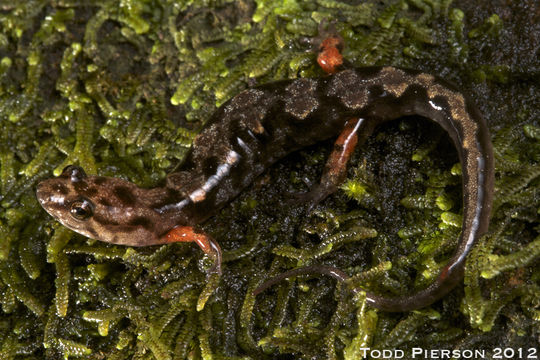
[284, 78, 319, 119]
[37, 67, 494, 311]
[327, 69, 369, 109]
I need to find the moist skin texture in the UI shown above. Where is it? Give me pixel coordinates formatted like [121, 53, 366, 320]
[36, 66, 494, 312]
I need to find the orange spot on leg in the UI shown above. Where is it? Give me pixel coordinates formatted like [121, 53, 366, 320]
[163, 226, 222, 274]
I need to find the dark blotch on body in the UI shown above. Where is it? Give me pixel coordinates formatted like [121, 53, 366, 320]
[203, 156, 220, 177]
[87, 227, 99, 239]
[128, 217, 154, 230]
[99, 198, 112, 207]
[94, 177, 108, 185]
[53, 183, 69, 195]
[85, 187, 98, 197]
[73, 181, 89, 193]
[93, 214, 120, 226]
[150, 188, 183, 209]
[113, 186, 137, 206]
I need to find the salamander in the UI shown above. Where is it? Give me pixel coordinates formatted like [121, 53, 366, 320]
[36, 66, 494, 312]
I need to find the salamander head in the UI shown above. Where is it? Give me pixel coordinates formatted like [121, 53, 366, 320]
[36, 165, 187, 246]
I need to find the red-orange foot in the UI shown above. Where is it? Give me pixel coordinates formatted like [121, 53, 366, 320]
[163, 226, 222, 275]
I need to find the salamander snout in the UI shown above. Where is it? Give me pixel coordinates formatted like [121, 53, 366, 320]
[35, 181, 45, 204]
[36, 165, 99, 231]
[36, 177, 71, 218]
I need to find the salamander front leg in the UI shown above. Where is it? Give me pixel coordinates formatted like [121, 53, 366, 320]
[163, 226, 222, 275]
[291, 118, 365, 210]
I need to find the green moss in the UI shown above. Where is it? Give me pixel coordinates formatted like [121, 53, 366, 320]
[0, 0, 538, 358]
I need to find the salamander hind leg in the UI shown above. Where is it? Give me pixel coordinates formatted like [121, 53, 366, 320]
[290, 118, 365, 211]
[163, 226, 222, 275]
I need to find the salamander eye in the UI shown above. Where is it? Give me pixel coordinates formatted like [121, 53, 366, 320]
[62, 165, 87, 183]
[70, 199, 94, 220]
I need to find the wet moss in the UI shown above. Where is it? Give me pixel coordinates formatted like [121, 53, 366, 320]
[0, 0, 538, 358]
